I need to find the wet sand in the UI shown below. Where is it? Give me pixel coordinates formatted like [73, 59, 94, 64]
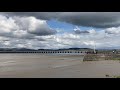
[0, 53, 120, 78]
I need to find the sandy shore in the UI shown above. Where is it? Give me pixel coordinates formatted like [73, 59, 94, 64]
[0, 53, 120, 78]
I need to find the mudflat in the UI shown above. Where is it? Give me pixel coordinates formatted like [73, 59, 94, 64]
[0, 53, 119, 78]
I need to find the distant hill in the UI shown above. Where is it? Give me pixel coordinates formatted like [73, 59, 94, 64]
[68, 48, 92, 50]
[38, 48, 92, 51]
[0, 48, 35, 51]
[0, 47, 119, 53]
[0, 47, 117, 51]
[0, 47, 92, 51]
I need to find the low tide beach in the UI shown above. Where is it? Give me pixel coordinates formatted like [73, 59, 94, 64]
[0, 53, 119, 78]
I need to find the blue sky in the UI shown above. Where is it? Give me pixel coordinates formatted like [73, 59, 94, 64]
[47, 20, 74, 33]
[47, 19, 101, 33]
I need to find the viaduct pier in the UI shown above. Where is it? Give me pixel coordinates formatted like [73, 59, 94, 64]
[0, 48, 92, 54]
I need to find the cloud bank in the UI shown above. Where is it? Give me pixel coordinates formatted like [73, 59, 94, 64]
[2, 12, 120, 28]
[0, 12, 119, 49]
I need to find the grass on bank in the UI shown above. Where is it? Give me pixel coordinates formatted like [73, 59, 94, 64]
[105, 74, 120, 78]
[114, 76, 120, 78]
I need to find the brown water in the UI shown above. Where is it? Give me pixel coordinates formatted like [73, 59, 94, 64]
[0, 53, 119, 78]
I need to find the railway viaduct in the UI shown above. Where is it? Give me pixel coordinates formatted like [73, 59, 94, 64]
[0, 49, 89, 53]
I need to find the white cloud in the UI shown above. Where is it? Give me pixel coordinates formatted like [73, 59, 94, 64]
[105, 27, 120, 34]
[0, 15, 57, 39]
[17, 44, 26, 48]
[88, 29, 96, 34]
[74, 26, 89, 34]
[13, 16, 57, 36]
[0, 28, 118, 49]
[0, 15, 17, 34]
[0, 13, 120, 49]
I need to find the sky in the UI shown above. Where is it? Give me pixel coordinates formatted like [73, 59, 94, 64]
[0, 12, 120, 49]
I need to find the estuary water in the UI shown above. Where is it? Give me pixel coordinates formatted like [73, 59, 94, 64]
[0, 53, 119, 78]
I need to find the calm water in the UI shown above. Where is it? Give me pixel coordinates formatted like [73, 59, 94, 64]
[0, 53, 84, 77]
[0, 53, 119, 78]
